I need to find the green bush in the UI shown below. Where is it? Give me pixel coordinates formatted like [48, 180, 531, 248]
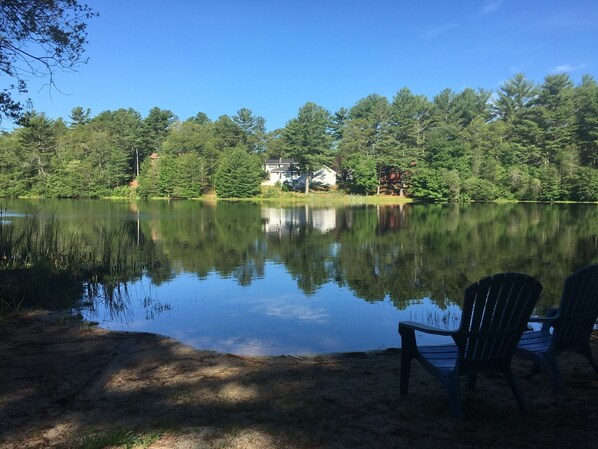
[409, 168, 449, 201]
[462, 177, 501, 201]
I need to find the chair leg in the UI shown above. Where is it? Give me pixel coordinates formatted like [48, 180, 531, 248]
[542, 352, 564, 393]
[579, 343, 598, 375]
[504, 369, 526, 413]
[467, 373, 477, 389]
[444, 377, 463, 418]
[399, 327, 417, 396]
[400, 354, 412, 396]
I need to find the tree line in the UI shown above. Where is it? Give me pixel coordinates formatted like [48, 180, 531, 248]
[1, 72, 597, 201]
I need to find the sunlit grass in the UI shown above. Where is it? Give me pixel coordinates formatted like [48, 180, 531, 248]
[77, 429, 161, 449]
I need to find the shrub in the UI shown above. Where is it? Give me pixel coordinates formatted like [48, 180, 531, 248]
[462, 177, 501, 201]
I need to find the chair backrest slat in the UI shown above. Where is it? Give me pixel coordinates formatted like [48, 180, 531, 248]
[457, 273, 542, 364]
[555, 264, 598, 346]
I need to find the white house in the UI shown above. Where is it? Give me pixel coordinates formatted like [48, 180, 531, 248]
[262, 159, 300, 186]
[262, 158, 337, 188]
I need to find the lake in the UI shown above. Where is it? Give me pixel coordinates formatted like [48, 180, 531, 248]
[2, 199, 598, 355]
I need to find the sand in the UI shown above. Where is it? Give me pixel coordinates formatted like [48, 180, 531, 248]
[1, 310, 597, 449]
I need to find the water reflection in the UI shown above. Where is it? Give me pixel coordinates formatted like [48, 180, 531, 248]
[262, 206, 337, 235]
[3, 199, 598, 354]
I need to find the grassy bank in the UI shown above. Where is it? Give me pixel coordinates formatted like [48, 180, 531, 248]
[133, 188, 414, 205]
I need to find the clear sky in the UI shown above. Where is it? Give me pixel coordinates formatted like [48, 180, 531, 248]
[17, 0, 598, 131]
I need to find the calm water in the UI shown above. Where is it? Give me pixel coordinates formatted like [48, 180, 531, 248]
[3, 199, 598, 354]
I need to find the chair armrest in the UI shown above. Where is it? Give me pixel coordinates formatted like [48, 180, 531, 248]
[546, 308, 559, 318]
[398, 320, 457, 336]
[528, 311, 559, 333]
[528, 316, 555, 323]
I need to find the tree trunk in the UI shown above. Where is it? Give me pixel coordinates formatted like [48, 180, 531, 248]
[304, 174, 310, 195]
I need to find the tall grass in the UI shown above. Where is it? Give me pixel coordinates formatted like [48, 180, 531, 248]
[1, 212, 83, 272]
[0, 210, 141, 313]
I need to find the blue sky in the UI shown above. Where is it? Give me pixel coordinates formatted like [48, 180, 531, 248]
[17, 0, 598, 131]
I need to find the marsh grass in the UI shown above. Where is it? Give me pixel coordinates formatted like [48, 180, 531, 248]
[80, 320, 99, 331]
[0, 211, 84, 272]
[0, 210, 142, 313]
[0, 296, 24, 318]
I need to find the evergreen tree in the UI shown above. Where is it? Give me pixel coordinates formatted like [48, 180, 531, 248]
[575, 75, 598, 168]
[213, 115, 244, 151]
[69, 106, 91, 127]
[214, 147, 263, 198]
[282, 102, 334, 194]
[232, 108, 267, 153]
[16, 111, 59, 194]
[493, 73, 538, 122]
[536, 74, 576, 166]
[143, 107, 177, 155]
[93, 108, 144, 180]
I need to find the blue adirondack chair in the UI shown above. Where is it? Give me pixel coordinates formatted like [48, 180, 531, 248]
[516, 264, 598, 392]
[399, 273, 543, 418]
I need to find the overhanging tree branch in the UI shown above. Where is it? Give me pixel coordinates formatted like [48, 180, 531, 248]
[0, 0, 97, 122]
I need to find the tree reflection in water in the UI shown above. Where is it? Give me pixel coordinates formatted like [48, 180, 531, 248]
[3, 199, 598, 352]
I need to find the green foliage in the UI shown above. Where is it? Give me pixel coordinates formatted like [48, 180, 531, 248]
[462, 177, 501, 201]
[345, 155, 378, 195]
[569, 167, 598, 201]
[93, 108, 144, 178]
[214, 147, 264, 198]
[282, 102, 334, 194]
[0, 132, 29, 196]
[536, 165, 562, 201]
[69, 106, 91, 127]
[409, 168, 448, 201]
[137, 153, 204, 199]
[260, 184, 297, 198]
[493, 73, 538, 121]
[232, 108, 267, 153]
[142, 107, 177, 155]
[49, 123, 130, 198]
[1, 72, 598, 202]
[575, 75, 598, 168]
[137, 157, 160, 198]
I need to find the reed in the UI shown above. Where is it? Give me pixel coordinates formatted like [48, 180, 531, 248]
[0, 210, 141, 313]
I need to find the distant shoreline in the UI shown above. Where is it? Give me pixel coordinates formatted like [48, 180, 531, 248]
[5, 194, 598, 205]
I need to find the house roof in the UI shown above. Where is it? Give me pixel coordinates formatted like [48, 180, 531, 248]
[269, 166, 299, 173]
[265, 158, 296, 165]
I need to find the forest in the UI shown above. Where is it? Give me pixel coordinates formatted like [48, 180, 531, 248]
[1, 72, 597, 202]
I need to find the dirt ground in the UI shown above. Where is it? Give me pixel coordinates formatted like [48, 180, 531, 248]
[1, 310, 597, 449]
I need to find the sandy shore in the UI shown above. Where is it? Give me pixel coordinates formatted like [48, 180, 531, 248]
[1, 310, 597, 449]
